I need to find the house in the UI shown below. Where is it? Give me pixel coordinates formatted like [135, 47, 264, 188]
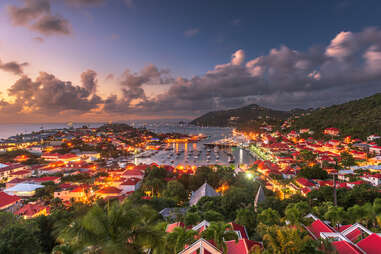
[165, 222, 185, 233]
[122, 169, 145, 179]
[30, 176, 61, 184]
[54, 185, 87, 202]
[305, 214, 381, 254]
[0, 163, 29, 182]
[14, 203, 50, 219]
[360, 174, 381, 186]
[119, 178, 142, 193]
[369, 146, 381, 155]
[367, 135, 381, 142]
[8, 169, 33, 181]
[96, 186, 122, 199]
[0, 191, 21, 212]
[189, 182, 219, 207]
[160, 208, 187, 221]
[324, 128, 340, 136]
[295, 178, 315, 189]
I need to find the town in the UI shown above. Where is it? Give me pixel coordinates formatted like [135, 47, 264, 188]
[0, 121, 380, 254]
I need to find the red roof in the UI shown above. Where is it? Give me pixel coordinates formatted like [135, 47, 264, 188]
[31, 176, 60, 183]
[357, 233, 381, 254]
[121, 178, 141, 185]
[166, 222, 185, 233]
[331, 241, 362, 254]
[10, 170, 31, 176]
[225, 239, 262, 254]
[97, 186, 121, 194]
[0, 191, 20, 209]
[228, 222, 249, 239]
[14, 203, 49, 217]
[307, 220, 335, 239]
[296, 177, 315, 187]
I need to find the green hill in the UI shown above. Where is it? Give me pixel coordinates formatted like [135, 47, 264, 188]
[291, 93, 381, 139]
[190, 104, 291, 128]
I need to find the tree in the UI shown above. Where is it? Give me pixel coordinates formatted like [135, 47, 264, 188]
[184, 212, 202, 226]
[166, 227, 198, 254]
[285, 202, 310, 225]
[0, 221, 41, 254]
[298, 165, 328, 179]
[235, 208, 257, 238]
[58, 202, 162, 253]
[201, 222, 238, 253]
[262, 225, 319, 254]
[324, 206, 346, 229]
[257, 208, 281, 226]
[203, 210, 225, 222]
[340, 152, 356, 167]
[162, 180, 187, 203]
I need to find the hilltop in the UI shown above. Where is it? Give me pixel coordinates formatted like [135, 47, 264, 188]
[190, 104, 291, 128]
[291, 93, 381, 139]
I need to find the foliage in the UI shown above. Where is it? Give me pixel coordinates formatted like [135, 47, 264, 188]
[201, 222, 238, 253]
[298, 165, 329, 180]
[262, 225, 320, 254]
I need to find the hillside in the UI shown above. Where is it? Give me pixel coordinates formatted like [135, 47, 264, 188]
[291, 93, 381, 139]
[190, 104, 291, 128]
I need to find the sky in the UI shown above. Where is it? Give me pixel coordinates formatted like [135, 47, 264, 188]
[1, 0, 381, 123]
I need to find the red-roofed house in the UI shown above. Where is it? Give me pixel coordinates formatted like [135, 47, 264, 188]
[9, 169, 32, 181]
[14, 203, 50, 219]
[369, 146, 381, 155]
[166, 222, 185, 233]
[119, 177, 142, 193]
[30, 176, 61, 184]
[122, 169, 144, 179]
[295, 178, 315, 189]
[0, 191, 21, 212]
[324, 128, 340, 136]
[361, 174, 381, 186]
[96, 186, 121, 199]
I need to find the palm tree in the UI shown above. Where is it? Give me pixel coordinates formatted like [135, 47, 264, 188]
[58, 202, 162, 254]
[166, 227, 198, 254]
[262, 225, 319, 254]
[324, 206, 346, 230]
[201, 222, 238, 253]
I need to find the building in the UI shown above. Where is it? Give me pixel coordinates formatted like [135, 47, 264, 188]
[4, 183, 44, 197]
[324, 128, 340, 136]
[0, 191, 21, 212]
[14, 203, 50, 219]
[189, 182, 219, 207]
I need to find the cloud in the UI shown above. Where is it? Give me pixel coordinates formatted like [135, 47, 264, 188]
[64, 0, 106, 7]
[103, 64, 172, 113]
[0, 59, 29, 75]
[232, 19, 241, 26]
[1, 71, 102, 117]
[31, 14, 71, 35]
[7, 0, 72, 36]
[124, 0, 135, 8]
[81, 69, 98, 94]
[4, 27, 381, 119]
[104, 27, 381, 116]
[33, 37, 44, 43]
[184, 28, 200, 38]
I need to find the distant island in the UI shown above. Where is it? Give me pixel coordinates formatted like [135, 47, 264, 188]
[191, 93, 381, 139]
